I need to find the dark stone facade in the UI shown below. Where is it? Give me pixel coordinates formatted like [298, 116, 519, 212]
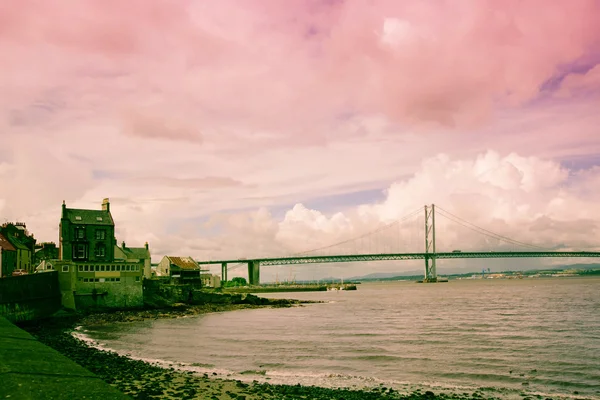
[59, 199, 116, 263]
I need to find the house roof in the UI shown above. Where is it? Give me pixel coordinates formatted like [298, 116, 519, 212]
[0, 233, 16, 251]
[63, 208, 114, 226]
[114, 245, 150, 261]
[2, 233, 28, 251]
[166, 256, 199, 270]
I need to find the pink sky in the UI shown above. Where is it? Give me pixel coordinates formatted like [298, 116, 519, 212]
[1, 1, 600, 279]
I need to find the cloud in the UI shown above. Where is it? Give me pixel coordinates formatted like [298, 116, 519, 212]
[556, 65, 600, 98]
[1, 2, 600, 280]
[121, 108, 203, 142]
[2, 0, 599, 136]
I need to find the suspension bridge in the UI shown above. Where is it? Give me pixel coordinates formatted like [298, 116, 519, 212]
[196, 204, 600, 285]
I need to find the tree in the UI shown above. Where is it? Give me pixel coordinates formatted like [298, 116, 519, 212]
[225, 277, 247, 287]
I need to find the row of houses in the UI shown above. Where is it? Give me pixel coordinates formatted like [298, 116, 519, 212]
[3, 198, 220, 310]
[0, 221, 62, 278]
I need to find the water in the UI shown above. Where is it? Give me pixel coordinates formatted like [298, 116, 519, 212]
[80, 278, 600, 399]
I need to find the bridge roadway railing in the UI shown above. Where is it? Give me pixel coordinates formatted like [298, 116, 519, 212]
[197, 251, 600, 267]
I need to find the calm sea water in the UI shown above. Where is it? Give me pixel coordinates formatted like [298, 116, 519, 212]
[80, 278, 600, 399]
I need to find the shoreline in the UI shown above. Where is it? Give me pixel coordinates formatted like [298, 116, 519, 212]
[19, 302, 511, 400]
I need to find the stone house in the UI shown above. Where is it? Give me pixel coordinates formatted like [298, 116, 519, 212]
[60, 199, 116, 263]
[157, 256, 207, 284]
[0, 233, 17, 277]
[56, 199, 147, 310]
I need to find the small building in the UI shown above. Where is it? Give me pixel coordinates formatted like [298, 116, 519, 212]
[0, 222, 36, 273]
[114, 241, 152, 279]
[201, 273, 221, 288]
[157, 256, 206, 284]
[0, 233, 17, 277]
[55, 260, 143, 310]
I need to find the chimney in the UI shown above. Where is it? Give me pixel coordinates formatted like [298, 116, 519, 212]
[62, 200, 66, 217]
[122, 241, 126, 249]
[102, 198, 110, 212]
[144, 242, 149, 251]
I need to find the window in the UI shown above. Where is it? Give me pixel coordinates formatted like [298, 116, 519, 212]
[95, 230, 105, 240]
[126, 265, 130, 271]
[115, 278, 120, 282]
[135, 276, 140, 282]
[73, 244, 86, 260]
[95, 244, 106, 259]
[62, 265, 69, 272]
[111, 265, 116, 271]
[75, 227, 85, 240]
[96, 217, 103, 221]
[75, 216, 82, 221]
[78, 265, 83, 272]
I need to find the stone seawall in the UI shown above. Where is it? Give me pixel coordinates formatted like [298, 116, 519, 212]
[0, 271, 62, 322]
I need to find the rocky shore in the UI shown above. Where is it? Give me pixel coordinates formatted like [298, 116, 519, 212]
[18, 300, 502, 400]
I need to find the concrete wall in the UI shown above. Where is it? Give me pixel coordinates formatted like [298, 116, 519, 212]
[0, 271, 62, 322]
[0, 316, 129, 399]
[74, 276, 143, 310]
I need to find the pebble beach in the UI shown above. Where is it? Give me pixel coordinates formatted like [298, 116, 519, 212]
[19, 303, 509, 400]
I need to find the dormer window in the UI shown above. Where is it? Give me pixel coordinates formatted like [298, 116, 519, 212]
[75, 216, 82, 221]
[96, 217, 103, 221]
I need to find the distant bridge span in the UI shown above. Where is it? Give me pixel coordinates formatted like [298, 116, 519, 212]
[196, 251, 600, 285]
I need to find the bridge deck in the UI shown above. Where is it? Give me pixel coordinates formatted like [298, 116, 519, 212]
[197, 251, 600, 266]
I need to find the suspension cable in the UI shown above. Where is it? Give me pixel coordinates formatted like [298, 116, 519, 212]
[435, 206, 548, 250]
[293, 206, 423, 256]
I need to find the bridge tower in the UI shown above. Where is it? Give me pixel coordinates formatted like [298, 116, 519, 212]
[424, 204, 437, 282]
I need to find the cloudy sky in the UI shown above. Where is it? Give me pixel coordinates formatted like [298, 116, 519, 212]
[1, 0, 600, 280]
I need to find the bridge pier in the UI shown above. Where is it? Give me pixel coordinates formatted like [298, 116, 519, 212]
[248, 261, 260, 285]
[424, 255, 437, 283]
[221, 262, 227, 285]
